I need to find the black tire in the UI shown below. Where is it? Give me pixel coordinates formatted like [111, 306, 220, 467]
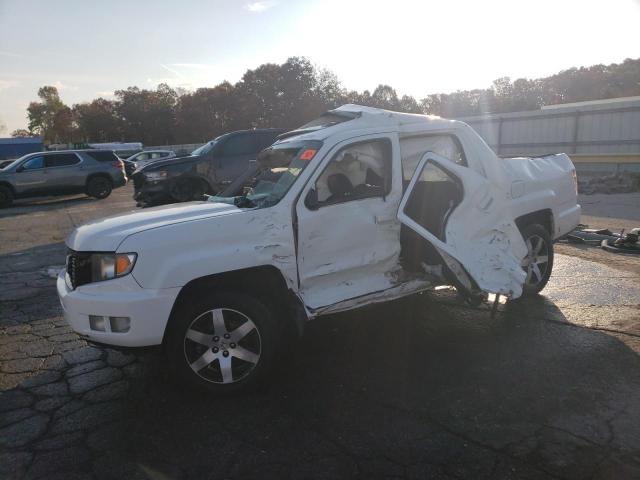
[86, 176, 113, 199]
[165, 291, 279, 395]
[520, 223, 554, 296]
[169, 178, 208, 202]
[0, 185, 13, 208]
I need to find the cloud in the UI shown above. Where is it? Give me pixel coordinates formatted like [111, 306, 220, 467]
[244, 1, 277, 12]
[147, 61, 249, 91]
[170, 63, 213, 70]
[52, 80, 78, 92]
[96, 90, 115, 97]
[160, 64, 186, 79]
[0, 79, 19, 92]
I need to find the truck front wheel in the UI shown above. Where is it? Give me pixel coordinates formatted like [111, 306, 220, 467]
[520, 223, 554, 296]
[165, 291, 278, 394]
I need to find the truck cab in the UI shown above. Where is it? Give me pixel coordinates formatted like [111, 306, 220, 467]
[58, 105, 581, 394]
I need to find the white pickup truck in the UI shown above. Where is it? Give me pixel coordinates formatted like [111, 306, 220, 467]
[57, 105, 580, 393]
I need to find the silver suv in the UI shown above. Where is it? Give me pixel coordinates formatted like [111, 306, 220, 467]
[0, 150, 127, 208]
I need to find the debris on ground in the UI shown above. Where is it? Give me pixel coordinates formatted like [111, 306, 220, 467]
[578, 173, 640, 195]
[562, 225, 640, 254]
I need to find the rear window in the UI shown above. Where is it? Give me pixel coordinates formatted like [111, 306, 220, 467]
[86, 151, 118, 162]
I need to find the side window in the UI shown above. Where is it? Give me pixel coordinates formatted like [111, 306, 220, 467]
[402, 161, 462, 241]
[400, 135, 466, 182]
[85, 151, 118, 162]
[137, 153, 150, 161]
[220, 135, 257, 156]
[314, 139, 391, 206]
[45, 153, 80, 168]
[21, 156, 45, 170]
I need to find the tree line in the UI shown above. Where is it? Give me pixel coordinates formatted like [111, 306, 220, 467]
[12, 56, 640, 145]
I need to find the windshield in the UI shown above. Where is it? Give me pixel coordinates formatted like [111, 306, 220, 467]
[210, 140, 322, 209]
[191, 139, 219, 156]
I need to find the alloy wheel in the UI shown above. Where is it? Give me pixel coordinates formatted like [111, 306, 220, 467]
[521, 234, 549, 286]
[183, 308, 262, 384]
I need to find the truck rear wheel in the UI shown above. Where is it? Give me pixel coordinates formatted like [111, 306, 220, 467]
[520, 223, 554, 296]
[86, 176, 112, 199]
[165, 291, 278, 395]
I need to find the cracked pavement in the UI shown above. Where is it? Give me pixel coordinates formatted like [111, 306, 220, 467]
[1, 186, 640, 479]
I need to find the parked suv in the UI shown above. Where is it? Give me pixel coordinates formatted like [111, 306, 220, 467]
[58, 105, 580, 394]
[132, 129, 284, 206]
[122, 150, 175, 177]
[0, 150, 127, 207]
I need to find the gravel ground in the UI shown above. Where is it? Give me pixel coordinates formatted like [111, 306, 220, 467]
[1, 186, 639, 479]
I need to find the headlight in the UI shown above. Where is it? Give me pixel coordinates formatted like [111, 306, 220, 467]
[145, 171, 168, 181]
[90, 253, 137, 282]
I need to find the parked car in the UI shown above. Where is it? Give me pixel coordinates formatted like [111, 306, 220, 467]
[131, 129, 284, 206]
[57, 105, 580, 394]
[122, 150, 175, 177]
[0, 150, 127, 207]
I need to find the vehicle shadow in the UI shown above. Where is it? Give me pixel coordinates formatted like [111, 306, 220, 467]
[0, 194, 99, 219]
[3, 290, 639, 479]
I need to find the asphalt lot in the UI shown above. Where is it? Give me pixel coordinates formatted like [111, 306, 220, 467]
[1, 185, 640, 479]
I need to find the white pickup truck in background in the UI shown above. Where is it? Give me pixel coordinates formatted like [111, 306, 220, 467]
[57, 105, 580, 394]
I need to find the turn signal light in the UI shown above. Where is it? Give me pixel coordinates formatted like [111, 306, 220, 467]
[115, 254, 135, 276]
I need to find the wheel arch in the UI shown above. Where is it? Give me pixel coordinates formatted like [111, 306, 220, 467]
[0, 181, 16, 195]
[85, 172, 113, 186]
[163, 265, 306, 347]
[168, 174, 217, 199]
[515, 209, 554, 238]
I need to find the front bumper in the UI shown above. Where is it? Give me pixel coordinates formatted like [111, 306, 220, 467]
[132, 174, 170, 205]
[57, 269, 180, 347]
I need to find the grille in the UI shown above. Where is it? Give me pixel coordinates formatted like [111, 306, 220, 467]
[66, 250, 93, 289]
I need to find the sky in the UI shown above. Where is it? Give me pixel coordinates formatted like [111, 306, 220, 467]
[1, 0, 639, 133]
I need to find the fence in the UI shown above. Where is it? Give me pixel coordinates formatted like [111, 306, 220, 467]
[457, 97, 640, 176]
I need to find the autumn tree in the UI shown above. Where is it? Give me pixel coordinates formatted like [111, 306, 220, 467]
[11, 129, 31, 137]
[73, 98, 121, 142]
[174, 82, 237, 143]
[115, 83, 177, 145]
[27, 86, 73, 144]
[18, 56, 640, 144]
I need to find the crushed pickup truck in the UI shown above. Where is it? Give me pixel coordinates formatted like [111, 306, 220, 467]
[57, 105, 581, 393]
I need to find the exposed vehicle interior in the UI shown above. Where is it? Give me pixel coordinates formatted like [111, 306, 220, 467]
[314, 140, 390, 206]
[398, 135, 466, 272]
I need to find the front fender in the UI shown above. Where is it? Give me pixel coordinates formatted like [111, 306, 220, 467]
[119, 206, 298, 291]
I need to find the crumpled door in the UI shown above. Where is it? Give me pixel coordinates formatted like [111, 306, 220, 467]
[397, 152, 528, 298]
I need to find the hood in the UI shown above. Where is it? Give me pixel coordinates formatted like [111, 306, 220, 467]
[136, 154, 199, 173]
[67, 201, 241, 252]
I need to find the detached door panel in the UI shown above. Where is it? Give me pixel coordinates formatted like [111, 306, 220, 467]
[397, 152, 528, 297]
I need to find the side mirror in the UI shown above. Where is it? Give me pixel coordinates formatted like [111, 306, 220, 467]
[16, 165, 24, 173]
[305, 188, 319, 210]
